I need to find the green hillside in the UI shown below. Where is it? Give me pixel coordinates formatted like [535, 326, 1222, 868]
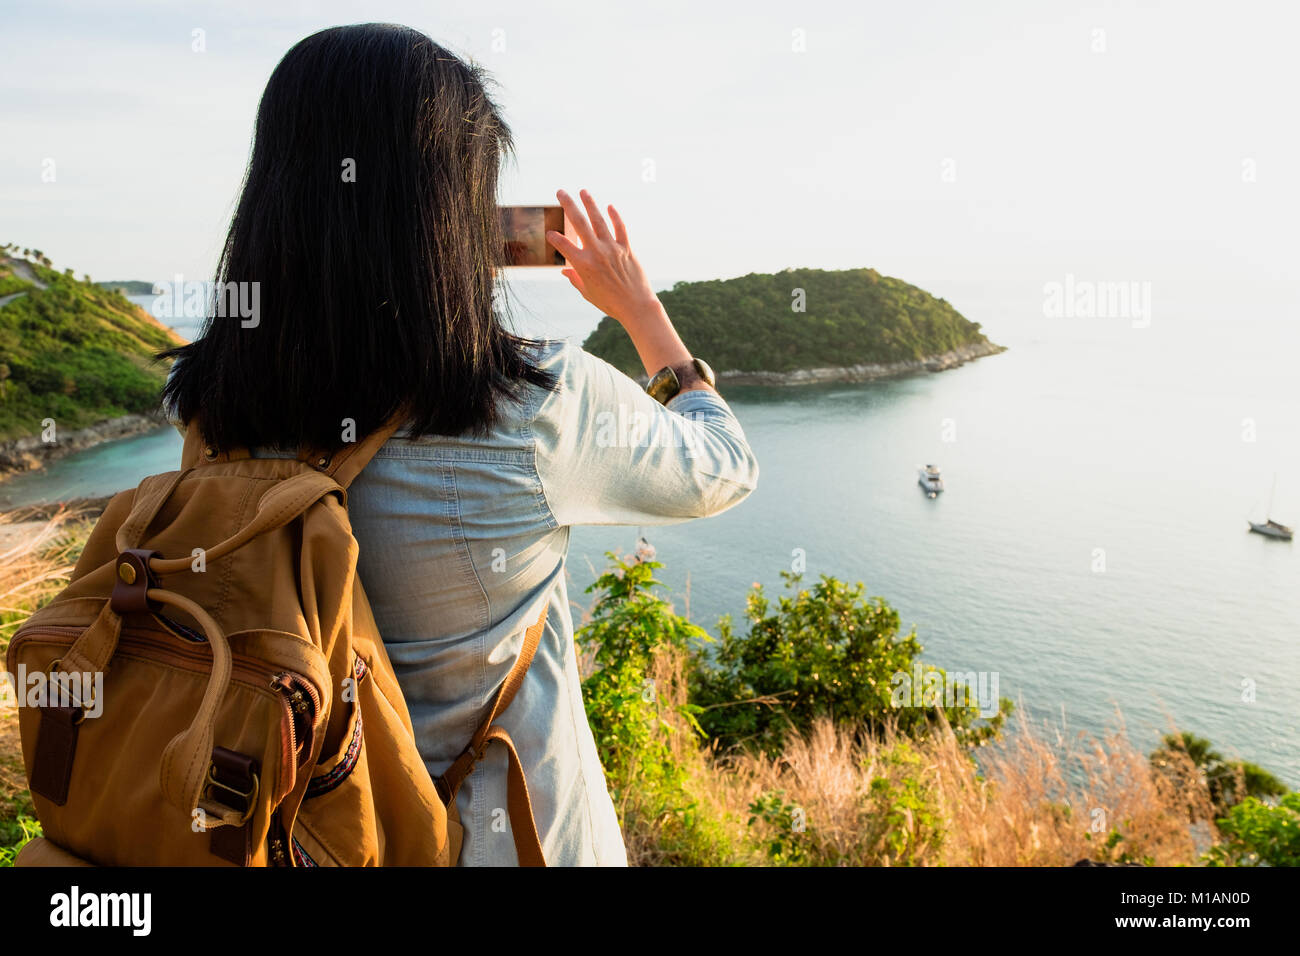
[582, 267, 999, 375]
[0, 250, 181, 442]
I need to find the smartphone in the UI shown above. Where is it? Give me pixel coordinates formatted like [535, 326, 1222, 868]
[500, 205, 570, 267]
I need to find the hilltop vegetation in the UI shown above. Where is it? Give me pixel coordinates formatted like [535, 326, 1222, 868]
[582, 267, 999, 376]
[575, 551, 1297, 867]
[0, 247, 180, 442]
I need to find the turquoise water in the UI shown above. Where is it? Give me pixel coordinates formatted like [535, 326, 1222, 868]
[7, 277, 1299, 783]
[0, 424, 182, 509]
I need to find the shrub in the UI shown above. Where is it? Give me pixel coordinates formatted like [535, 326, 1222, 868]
[577, 550, 734, 863]
[690, 571, 1011, 757]
[1205, 792, 1300, 867]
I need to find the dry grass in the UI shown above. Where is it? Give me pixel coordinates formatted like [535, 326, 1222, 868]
[934, 711, 1212, 866]
[619, 647, 1212, 867]
[0, 505, 98, 861]
[615, 644, 762, 867]
[0, 505, 96, 653]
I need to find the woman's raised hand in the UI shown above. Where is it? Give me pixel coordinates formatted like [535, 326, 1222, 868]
[546, 189, 663, 328]
[547, 188, 694, 379]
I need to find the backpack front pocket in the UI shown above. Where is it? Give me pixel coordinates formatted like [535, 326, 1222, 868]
[8, 623, 324, 866]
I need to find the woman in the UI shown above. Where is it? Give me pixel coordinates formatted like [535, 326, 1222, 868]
[163, 23, 758, 866]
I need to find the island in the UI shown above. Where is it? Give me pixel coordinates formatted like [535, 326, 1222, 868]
[94, 280, 158, 296]
[0, 250, 183, 473]
[582, 267, 1004, 385]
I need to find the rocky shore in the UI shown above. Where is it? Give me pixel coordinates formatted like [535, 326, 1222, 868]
[0, 412, 169, 477]
[716, 340, 1006, 387]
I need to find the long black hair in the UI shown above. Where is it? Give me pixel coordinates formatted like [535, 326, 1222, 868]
[161, 23, 553, 453]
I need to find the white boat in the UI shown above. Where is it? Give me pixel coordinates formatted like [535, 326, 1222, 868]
[1248, 475, 1292, 540]
[918, 464, 943, 498]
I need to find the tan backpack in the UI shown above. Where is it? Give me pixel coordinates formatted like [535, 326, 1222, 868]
[5, 422, 546, 866]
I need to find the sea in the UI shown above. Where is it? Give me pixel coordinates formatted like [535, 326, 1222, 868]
[3, 275, 1297, 784]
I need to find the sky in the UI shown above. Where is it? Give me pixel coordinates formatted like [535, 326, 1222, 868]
[2, 0, 1298, 295]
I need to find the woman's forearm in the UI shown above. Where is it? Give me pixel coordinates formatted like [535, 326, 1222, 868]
[619, 297, 692, 379]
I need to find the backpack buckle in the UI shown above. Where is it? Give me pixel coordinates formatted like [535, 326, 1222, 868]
[199, 749, 260, 828]
[434, 741, 488, 806]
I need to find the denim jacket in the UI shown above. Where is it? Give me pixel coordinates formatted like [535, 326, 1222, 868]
[338, 339, 757, 865]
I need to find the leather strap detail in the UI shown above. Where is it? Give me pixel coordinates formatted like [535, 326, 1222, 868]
[109, 549, 160, 615]
[30, 705, 82, 806]
[209, 821, 251, 867]
[206, 748, 258, 865]
[436, 604, 548, 867]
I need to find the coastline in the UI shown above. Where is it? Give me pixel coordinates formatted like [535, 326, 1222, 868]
[0, 412, 170, 479]
[714, 339, 1006, 387]
[0, 341, 1006, 488]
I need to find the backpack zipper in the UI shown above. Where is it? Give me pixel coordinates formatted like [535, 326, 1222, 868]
[268, 815, 291, 867]
[269, 671, 321, 766]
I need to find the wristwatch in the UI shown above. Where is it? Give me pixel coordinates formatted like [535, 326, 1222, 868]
[646, 357, 716, 405]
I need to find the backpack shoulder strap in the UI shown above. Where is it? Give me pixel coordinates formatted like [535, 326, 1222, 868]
[436, 604, 549, 866]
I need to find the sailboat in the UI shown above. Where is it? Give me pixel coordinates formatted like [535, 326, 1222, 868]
[1249, 475, 1293, 541]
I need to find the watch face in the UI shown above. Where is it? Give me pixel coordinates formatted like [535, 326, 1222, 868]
[646, 366, 680, 404]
